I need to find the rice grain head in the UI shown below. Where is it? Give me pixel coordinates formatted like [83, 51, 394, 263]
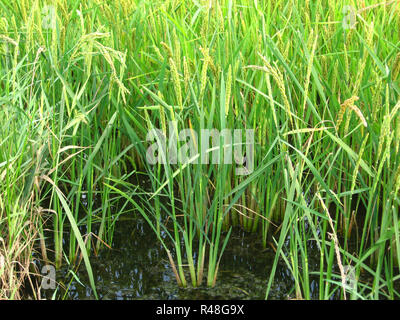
[257, 53, 293, 128]
[161, 41, 173, 59]
[169, 57, 182, 111]
[172, 29, 181, 71]
[336, 96, 360, 130]
[348, 104, 367, 128]
[392, 53, 400, 81]
[377, 114, 391, 164]
[303, 32, 318, 113]
[199, 47, 210, 104]
[395, 164, 400, 195]
[154, 46, 164, 62]
[158, 91, 167, 137]
[372, 75, 383, 121]
[225, 64, 232, 117]
[183, 56, 190, 93]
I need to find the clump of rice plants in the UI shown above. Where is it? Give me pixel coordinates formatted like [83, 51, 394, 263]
[0, 0, 399, 300]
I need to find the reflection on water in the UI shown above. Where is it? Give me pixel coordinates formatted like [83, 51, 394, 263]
[52, 218, 323, 300]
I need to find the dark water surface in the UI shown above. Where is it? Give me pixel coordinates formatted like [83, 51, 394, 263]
[49, 217, 321, 300]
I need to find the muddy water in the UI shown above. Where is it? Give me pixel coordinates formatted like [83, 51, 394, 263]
[46, 217, 326, 300]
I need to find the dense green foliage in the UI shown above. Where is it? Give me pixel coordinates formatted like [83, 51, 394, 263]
[0, 0, 399, 299]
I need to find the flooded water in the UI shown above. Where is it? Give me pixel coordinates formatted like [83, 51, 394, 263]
[43, 217, 327, 300]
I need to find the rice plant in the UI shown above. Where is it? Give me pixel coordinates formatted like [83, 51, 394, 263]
[0, 0, 399, 300]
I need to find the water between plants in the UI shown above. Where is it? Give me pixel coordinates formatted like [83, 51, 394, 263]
[37, 215, 345, 300]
